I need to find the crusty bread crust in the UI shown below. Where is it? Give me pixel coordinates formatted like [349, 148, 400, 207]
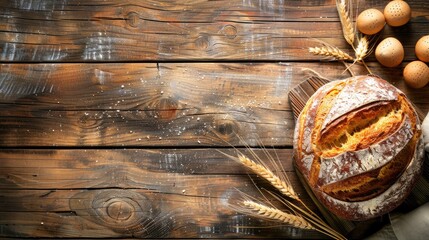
[293, 75, 424, 221]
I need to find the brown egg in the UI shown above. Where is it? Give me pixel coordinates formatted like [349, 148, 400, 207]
[415, 35, 429, 62]
[375, 37, 404, 67]
[384, 0, 411, 27]
[357, 9, 385, 35]
[403, 61, 429, 88]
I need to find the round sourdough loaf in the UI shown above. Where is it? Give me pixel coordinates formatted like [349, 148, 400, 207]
[293, 75, 424, 221]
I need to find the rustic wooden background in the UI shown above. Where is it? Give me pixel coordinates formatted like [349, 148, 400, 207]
[1, 0, 428, 238]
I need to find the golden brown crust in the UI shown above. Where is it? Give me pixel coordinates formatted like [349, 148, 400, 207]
[320, 134, 415, 202]
[293, 75, 424, 221]
[293, 80, 344, 177]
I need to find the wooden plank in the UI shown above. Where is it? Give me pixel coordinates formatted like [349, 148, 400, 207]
[0, 148, 295, 171]
[0, 148, 301, 190]
[0, 191, 324, 238]
[0, 62, 353, 109]
[1, 62, 428, 147]
[0, 148, 325, 238]
[0, 0, 428, 62]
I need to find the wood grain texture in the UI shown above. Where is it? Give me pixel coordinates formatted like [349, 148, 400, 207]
[0, 148, 301, 190]
[2, 0, 429, 239]
[0, 0, 428, 62]
[1, 62, 428, 147]
[0, 148, 324, 238]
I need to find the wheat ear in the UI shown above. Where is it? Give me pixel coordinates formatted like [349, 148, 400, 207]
[355, 36, 369, 61]
[238, 154, 299, 200]
[353, 36, 373, 74]
[309, 45, 354, 61]
[336, 0, 355, 46]
[243, 200, 314, 230]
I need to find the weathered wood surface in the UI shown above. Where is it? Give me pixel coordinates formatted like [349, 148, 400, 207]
[1, 0, 429, 239]
[0, 0, 428, 62]
[1, 62, 428, 147]
[0, 148, 324, 238]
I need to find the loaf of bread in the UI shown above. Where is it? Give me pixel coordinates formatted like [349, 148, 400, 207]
[293, 75, 424, 221]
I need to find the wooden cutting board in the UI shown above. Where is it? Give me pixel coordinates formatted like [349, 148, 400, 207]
[288, 76, 429, 239]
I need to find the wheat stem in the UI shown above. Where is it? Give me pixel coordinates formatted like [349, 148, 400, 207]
[362, 60, 373, 74]
[309, 45, 354, 61]
[243, 200, 314, 230]
[336, 0, 355, 46]
[238, 154, 299, 200]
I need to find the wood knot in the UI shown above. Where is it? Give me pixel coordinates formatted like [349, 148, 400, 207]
[213, 118, 238, 141]
[69, 189, 171, 237]
[78, 112, 102, 129]
[126, 12, 140, 28]
[219, 24, 237, 39]
[106, 200, 133, 221]
[145, 98, 179, 120]
[195, 35, 210, 50]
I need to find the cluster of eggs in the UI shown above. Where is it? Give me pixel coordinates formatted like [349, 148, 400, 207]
[356, 0, 429, 88]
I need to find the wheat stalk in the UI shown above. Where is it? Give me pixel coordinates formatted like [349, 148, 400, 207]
[336, 0, 355, 46]
[227, 148, 347, 239]
[221, 135, 347, 239]
[309, 45, 354, 61]
[238, 154, 299, 200]
[243, 200, 314, 230]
